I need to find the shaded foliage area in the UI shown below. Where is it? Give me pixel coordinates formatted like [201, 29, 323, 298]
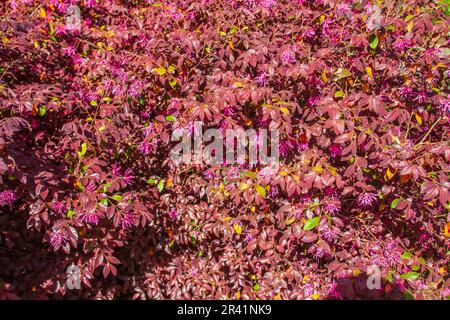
[0, 0, 449, 299]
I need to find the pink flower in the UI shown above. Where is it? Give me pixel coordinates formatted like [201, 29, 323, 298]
[243, 0, 258, 7]
[296, 141, 309, 151]
[384, 240, 401, 266]
[121, 212, 134, 230]
[143, 123, 155, 137]
[139, 141, 154, 156]
[303, 283, 314, 297]
[50, 229, 68, 251]
[127, 80, 143, 98]
[189, 267, 199, 277]
[393, 38, 412, 52]
[328, 144, 342, 158]
[300, 194, 312, 205]
[52, 202, 67, 215]
[63, 46, 77, 57]
[395, 279, 406, 293]
[293, 206, 303, 218]
[0, 190, 16, 209]
[112, 164, 121, 176]
[79, 211, 100, 225]
[268, 184, 279, 198]
[399, 86, 413, 99]
[323, 198, 340, 215]
[244, 233, 254, 242]
[313, 246, 330, 260]
[122, 169, 135, 186]
[279, 140, 293, 156]
[260, 0, 277, 10]
[168, 210, 178, 220]
[223, 105, 236, 116]
[357, 192, 377, 207]
[203, 169, 215, 181]
[438, 99, 450, 116]
[140, 111, 150, 119]
[324, 186, 337, 197]
[11, 0, 19, 10]
[418, 232, 432, 251]
[281, 50, 296, 64]
[413, 91, 428, 104]
[306, 95, 320, 107]
[322, 227, 339, 242]
[85, 180, 96, 192]
[86, 0, 98, 8]
[303, 28, 316, 40]
[255, 72, 268, 86]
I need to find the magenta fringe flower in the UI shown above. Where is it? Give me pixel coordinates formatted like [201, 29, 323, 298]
[281, 50, 296, 64]
[79, 211, 100, 225]
[50, 229, 68, 250]
[122, 169, 135, 186]
[357, 192, 377, 207]
[328, 144, 342, 158]
[0, 190, 16, 209]
[168, 210, 178, 220]
[121, 212, 134, 230]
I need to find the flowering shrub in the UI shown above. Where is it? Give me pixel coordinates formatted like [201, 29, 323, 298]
[0, 0, 449, 300]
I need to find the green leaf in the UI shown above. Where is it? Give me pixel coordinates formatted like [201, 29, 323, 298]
[253, 283, 260, 291]
[89, 100, 98, 107]
[67, 210, 75, 218]
[403, 290, 415, 300]
[169, 79, 177, 87]
[255, 185, 267, 198]
[110, 195, 123, 202]
[400, 272, 420, 280]
[304, 216, 320, 231]
[334, 91, 345, 98]
[412, 265, 420, 271]
[404, 15, 415, 22]
[439, 0, 450, 16]
[100, 198, 109, 206]
[339, 69, 352, 78]
[229, 26, 238, 34]
[165, 115, 176, 122]
[157, 180, 164, 192]
[38, 106, 46, 117]
[147, 178, 157, 184]
[391, 198, 401, 209]
[369, 34, 379, 49]
[103, 182, 112, 193]
[386, 272, 394, 283]
[240, 171, 257, 180]
[401, 251, 413, 260]
[77, 143, 88, 159]
[152, 66, 167, 76]
[167, 65, 176, 73]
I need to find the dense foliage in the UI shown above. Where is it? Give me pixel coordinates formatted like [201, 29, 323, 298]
[0, 0, 449, 300]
